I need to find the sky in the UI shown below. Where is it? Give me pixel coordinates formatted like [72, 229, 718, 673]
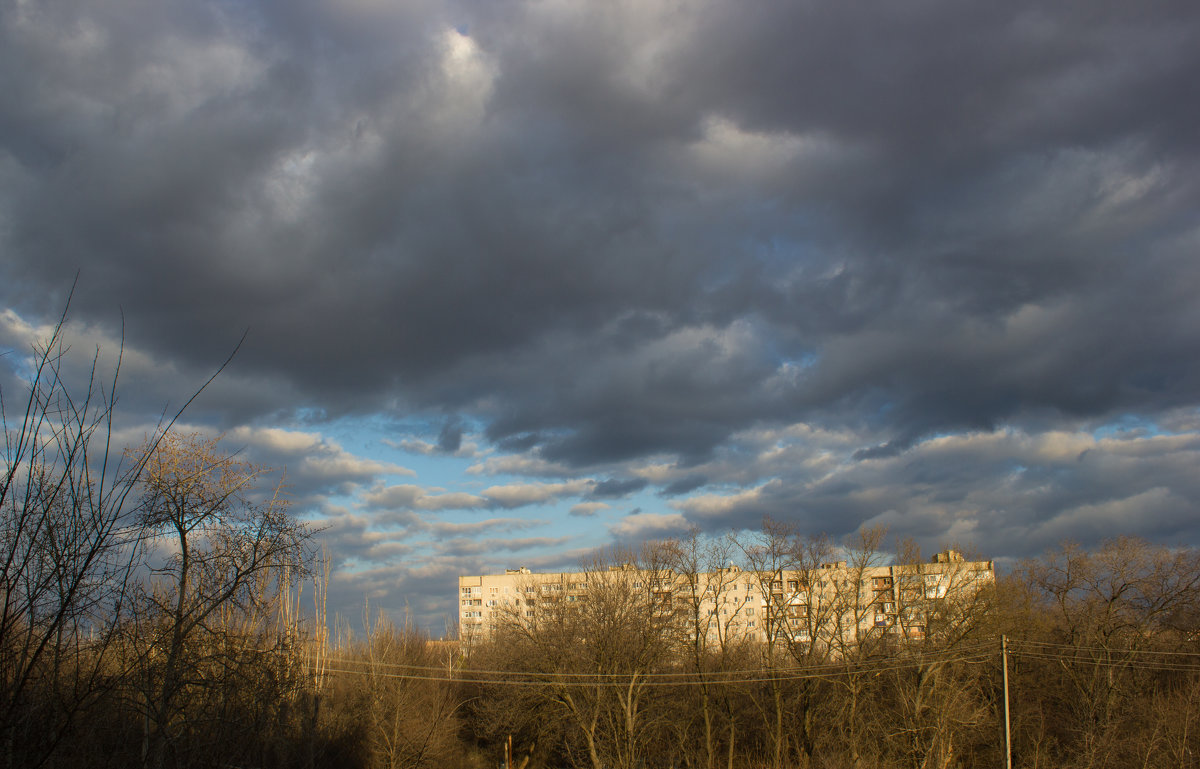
[3, 0, 1200, 633]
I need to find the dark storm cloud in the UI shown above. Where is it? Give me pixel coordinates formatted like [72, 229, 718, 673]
[4, 0, 1200, 576]
[437, 418, 464, 453]
[660, 475, 708, 497]
[588, 477, 649, 499]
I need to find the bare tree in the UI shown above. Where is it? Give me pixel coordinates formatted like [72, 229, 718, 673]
[880, 541, 997, 769]
[1011, 537, 1200, 769]
[477, 547, 679, 769]
[818, 525, 891, 769]
[0, 303, 166, 768]
[327, 610, 463, 769]
[130, 431, 315, 769]
[661, 529, 753, 769]
[739, 517, 801, 769]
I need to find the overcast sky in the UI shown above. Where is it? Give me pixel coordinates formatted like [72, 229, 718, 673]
[3, 0, 1200, 631]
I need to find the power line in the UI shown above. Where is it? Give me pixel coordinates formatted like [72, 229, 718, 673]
[319, 638, 993, 681]
[314, 636, 1200, 687]
[1012, 649, 1200, 673]
[318, 649, 997, 688]
[320, 640, 999, 679]
[1013, 638, 1200, 658]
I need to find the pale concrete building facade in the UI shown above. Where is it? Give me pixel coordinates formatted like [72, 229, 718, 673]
[458, 551, 994, 647]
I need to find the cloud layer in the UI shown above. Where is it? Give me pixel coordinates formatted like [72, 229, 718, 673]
[3, 0, 1200, 630]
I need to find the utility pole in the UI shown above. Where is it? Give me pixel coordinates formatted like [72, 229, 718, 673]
[1002, 634, 1012, 769]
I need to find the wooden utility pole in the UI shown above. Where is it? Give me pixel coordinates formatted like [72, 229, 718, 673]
[1002, 635, 1012, 769]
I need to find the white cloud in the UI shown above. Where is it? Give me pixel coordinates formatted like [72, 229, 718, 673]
[227, 425, 415, 484]
[362, 483, 487, 511]
[382, 435, 484, 458]
[467, 454, 576, 477]
[570, 502, 609, 517]
[429, 518, 541, 538]
[609, 512, 689, 539]
[671, 484, 768, 518]
[481, 479, 593, 508]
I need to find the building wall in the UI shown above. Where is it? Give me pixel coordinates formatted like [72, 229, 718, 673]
[458, 551, 994, 648]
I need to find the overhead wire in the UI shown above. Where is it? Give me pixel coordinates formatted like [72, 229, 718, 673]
[312, 635, 1200, 687]
[320, 643, 997, 680]
[316, 647, 998, 687]
[1012, 638, 1200, 658]
[1011, 649, 1200, 673]
[319, 639, 999, 679]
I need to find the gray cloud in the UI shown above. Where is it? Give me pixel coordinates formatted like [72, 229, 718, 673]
[667, 428, 1200, 557]
[437, 419, 465, 453]
[7, 2, 1199, 452]
[5, 0, 1200, 629]
[589, 477, 649, 499]
[659, 474, 709, 497]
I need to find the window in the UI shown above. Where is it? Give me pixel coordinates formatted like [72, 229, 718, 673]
[746, 607, 755, 616]
[489, 587, 499, 594]
[461, 587, 472, 594]
[787, 579, 798, 591]
[633, 582, 644, 589]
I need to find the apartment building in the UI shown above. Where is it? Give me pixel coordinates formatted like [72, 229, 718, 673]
[458, 550, 994, 647]
[458, 566, 589, 639]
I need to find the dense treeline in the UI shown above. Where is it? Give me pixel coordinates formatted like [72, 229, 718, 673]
[455, 533, 1200, 769]
[5, 320, 1200, 768]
